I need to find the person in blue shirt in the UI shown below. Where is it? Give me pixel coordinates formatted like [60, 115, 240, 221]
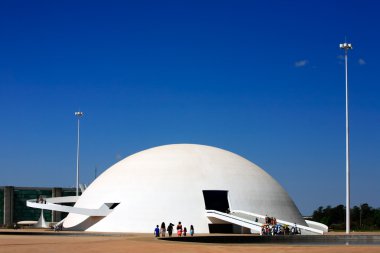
[154, 225, 160, 237]
[190, 225, 194, 236]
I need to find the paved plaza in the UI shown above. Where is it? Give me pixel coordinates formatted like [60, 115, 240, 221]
[1, 230, 380, 253]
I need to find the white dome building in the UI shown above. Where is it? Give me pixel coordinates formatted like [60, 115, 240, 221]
[28, 144, 327, 234]
[64, 144, 311, 233]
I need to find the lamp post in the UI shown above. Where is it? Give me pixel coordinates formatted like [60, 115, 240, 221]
[339, 42, 352, 234]
[75, 111, 84, 196]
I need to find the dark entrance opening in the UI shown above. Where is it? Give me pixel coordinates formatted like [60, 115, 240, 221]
[203, 190, 232, 233]
[208, 223, 234, 233]
[202, 190, 229, 212]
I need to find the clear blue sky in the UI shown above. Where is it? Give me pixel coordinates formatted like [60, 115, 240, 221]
[1, 0, 379, 215]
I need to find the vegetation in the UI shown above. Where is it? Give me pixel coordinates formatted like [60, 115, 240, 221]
[311, 204, 380, 231]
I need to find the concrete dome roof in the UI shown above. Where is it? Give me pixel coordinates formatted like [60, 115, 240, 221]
[63, 144, 306, 232]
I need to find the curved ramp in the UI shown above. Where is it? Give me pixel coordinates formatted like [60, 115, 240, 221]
[206, 210, 324, 235]
[305, 220, 329, 233]
[232, 210, 324, 235]
[26, 196, 112, 216]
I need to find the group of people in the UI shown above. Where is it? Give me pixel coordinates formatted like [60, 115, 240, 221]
[36, 195, 46, 204]
[259, 215, 301, 236]
[261, 224, 288, 236]
[53, 223, 63, 232]
[264, 215, 277, 226]
[154, 222, 194, 237]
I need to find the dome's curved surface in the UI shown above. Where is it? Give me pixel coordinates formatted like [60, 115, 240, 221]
[63, 144, 306, 232]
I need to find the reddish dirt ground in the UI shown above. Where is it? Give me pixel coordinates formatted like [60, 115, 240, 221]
[0, 230, 379, 253]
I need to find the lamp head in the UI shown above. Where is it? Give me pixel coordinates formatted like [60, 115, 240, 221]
[75, 111, 84, 117]
[340, 43, 353, 50]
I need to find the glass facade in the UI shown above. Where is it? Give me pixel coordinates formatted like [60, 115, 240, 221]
[13, 188, 53, 222]
[1, 186, 76, 225]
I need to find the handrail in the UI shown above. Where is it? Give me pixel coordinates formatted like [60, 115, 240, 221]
[206, 210, 263, 232]
[206, 210, 263, 227]
[45, 196, 79, 203]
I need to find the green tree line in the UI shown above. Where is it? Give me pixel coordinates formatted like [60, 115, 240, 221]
[311, 204, 380, 231]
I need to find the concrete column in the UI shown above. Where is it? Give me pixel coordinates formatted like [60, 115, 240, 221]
[3, 186, 14, 227]
[51, 187, 62, 222]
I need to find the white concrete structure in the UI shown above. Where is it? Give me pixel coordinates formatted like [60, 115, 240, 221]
[27, 144, 324, 234]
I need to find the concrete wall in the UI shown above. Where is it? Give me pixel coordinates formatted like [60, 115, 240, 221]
[52, 188, 62, 222]
[3, 186, 14, 226]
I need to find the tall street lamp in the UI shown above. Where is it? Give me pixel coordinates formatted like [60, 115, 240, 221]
[339, 42, 352, 234]
[75, 111, 84, 196]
